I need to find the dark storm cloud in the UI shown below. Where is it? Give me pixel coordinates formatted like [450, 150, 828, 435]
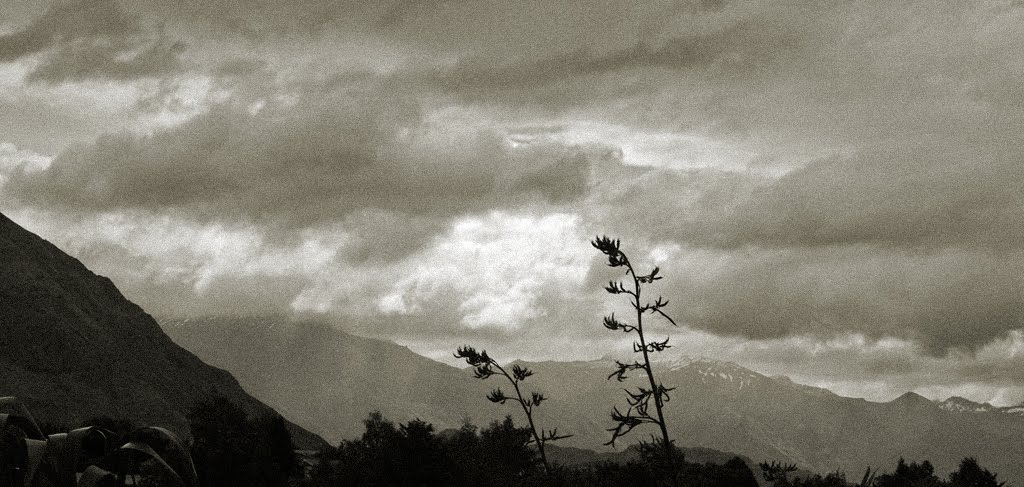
[674, 247, 1023, 354]
[610, 145, 1024, 252]
[549, 1, 1024, 354]
[0, 0, 185, 82]
[5, 83, 602, 254]
[26, 38, 185, 83]
[593, 144, 1024, 353]
[433, 33, 712, 86]
[727, 147, 1024, 250]
[375, 1, 1024, 160]
[135, 0, 372, 38]
[421, 20, 798, 108]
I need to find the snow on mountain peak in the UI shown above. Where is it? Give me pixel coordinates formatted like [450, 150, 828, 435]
[937, 396, 994, 413]
[645, 355, 764, 389]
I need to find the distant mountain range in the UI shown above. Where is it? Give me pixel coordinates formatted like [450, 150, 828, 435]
[0, 212, 324, 449]
[935, 394, 1024, 415]
[163, 317, 1024, 485]
[160, 317, 515, 444]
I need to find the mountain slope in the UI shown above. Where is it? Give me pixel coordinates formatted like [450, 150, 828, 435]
[0, 212, 324, 448]
[517, 357, 1024, 485]
[161, 316, 548, 444]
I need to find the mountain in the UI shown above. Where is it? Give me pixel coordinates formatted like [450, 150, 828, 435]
[160, 316, 519, 444]
[517, 357, 1024, 485]
[0, 212, 324, 449]
[938, 396, 1024, 416]
[161, 317, 598, 445]
[544, 443, 756, 469]
[937, 396, 995, 413]
[160, 317, 1024, 484]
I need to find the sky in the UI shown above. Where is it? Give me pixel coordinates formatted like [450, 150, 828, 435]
[1, 0, 1023, 406]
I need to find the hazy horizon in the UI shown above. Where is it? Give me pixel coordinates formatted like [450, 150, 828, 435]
[2, 1, 1023, 409]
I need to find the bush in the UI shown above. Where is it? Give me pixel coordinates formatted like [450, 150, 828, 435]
[304, 412, 761, 487]
[187, 396, 297, 487]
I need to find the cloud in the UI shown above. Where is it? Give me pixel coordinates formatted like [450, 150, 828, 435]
[26, 36, 185, 83]
[675, 246, 1023, 353]
[606, 144, 1024, 252]
[585, 167, 1024, 353]
[359, 1, 1024, 174]
[5, 92, 601, 232]
[729, 148, 1023, 250]
[417, 17, 797, 110]
[0, 142, 50, 187]
[0, 0, 185, 83]
[0, 208, 339, 316]
[375, 211, 591, 329]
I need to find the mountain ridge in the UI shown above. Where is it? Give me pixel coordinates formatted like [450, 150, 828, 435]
[0, 211, 325, 449]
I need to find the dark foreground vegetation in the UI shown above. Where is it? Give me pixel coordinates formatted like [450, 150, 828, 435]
[302, 412, 758, 487]
[760, 458, 1005, 487]
[0, 395, 294, 487]
[2, 396, 1011, 487]
[300, 412, 1008, 487]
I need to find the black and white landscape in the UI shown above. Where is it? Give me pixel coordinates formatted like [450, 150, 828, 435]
[1, 1, 1023, 486]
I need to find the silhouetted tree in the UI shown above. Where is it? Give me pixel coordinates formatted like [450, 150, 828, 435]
[874, 458, 944, 487]
[479, 416, 539, 483]
[761, 462, 881, 487]
[441, 421, 486, 486]
[319, 411, 400, 485]
[189, 396, 251, 487]
[948, 458, 1004, 487]
[395, 419, 453, 485]
[591, 236, 678, 460]
[759, 457, 1005, 487]
[187, 396, 297, 487]
[678, 456, 760, 487]
[761, 461, 800, 486]
[300, 412, 942, 487]
[251, 414, 299, 486]
[308, 412, 539, 487]
[455, 345, 570, 475]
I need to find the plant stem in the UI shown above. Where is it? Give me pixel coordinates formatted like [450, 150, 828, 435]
[492, 361, 551, 475]
[624, 258, 672, 455]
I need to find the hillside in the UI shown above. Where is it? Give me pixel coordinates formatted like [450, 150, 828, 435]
[0, 212, 324, 449]
[519, 357, 1024, 485]
[161, 316, 527, 444]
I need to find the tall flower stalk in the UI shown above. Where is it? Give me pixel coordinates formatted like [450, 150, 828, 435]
[454, 346, 570, 476]
[592, 235, 678, 457]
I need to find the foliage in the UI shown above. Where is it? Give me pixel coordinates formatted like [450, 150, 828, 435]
[592, 235, 678, 455]
[760, 457, 1005, 487]
[455, 345, 570, 475]
[187, 395, 298, 487]
[761, 461, 800, 485]
[760, 460, 856, 487]
[83, 415, 137, 447]
[948, 458, 1004, 487]
[306, 412, 538, 487]
[0, 424, 28, 487]
[302, 412, 760, 487]
[874, 458, 945, 487]
[1, 398, 197, 487]
[8, 402, 1014, 487]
